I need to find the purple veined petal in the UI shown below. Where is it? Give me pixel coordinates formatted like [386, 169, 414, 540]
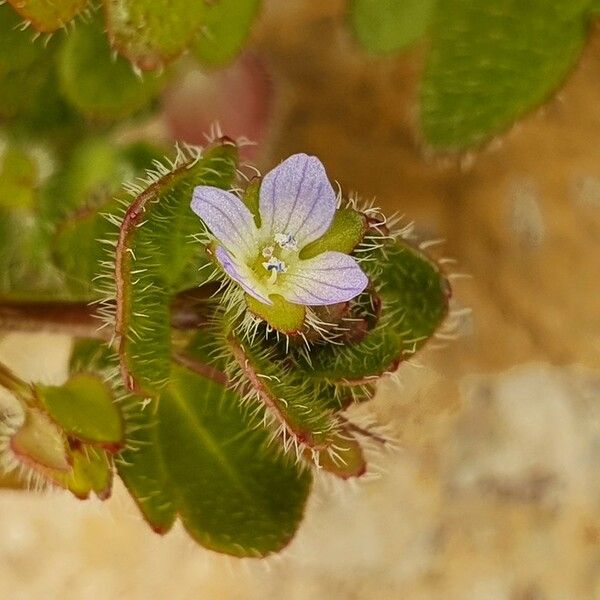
[280, 251, 368, 306]
[215, 245, 273, 305]
[259, 154, 336, 248]
[191, 186, 259, 261]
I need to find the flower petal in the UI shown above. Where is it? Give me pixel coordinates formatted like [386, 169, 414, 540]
[214, 246, 272, 305]
[259, 154, 336, 247]
[280, 251, 368, 306]
[191, 186, 258, 261]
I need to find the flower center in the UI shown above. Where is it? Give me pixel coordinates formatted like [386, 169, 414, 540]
[255, 232, 298, 284]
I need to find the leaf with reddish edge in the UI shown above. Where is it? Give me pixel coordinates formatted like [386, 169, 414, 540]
[114, 139, 238, 396]
[226, 332, 365, 478]
[7, 0, 88, 32]
[103, 0, 210, 70]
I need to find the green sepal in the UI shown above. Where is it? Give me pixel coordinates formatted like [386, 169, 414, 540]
[349, 0, 435, 54]
[242, 177, 261, 227]
[300, 208, 367, 259]
[58, 18, 166, 120]
[245, 293, 306, 334]
[35, 374, 123, 450]
[193, 0, 261, 67]
[306, 430, 366, 479]
[421, 0, 589, 151]
[7, 0, 88, 32]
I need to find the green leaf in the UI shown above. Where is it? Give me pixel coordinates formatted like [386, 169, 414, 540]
[35, 374, 123, 449]
[194, 0, 261, 67]
[115, 140, 238, 395]
[349, 0, 435, 54]
[58, 19, 165, 120]
[7, 0, 88, 32]
[69, 338, 114, 374]
[421, 0, 589, 150]
[10, 408, 70, 472]
[0, 146, 38, 210]
[119, 365, 312, 556]
[117, 397, 176, 533]
[64, 445, 113, 500]
[301, 239, 450, 383]
[245, 293, 306, 334]
[300, 208, 367, 259]
[104, 0, 210, 70]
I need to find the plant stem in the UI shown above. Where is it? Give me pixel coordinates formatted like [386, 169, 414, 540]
[0, 284, 219, 340]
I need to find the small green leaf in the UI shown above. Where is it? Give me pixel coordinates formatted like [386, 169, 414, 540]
[35, 374, 123, 448]
[349, 0, 435, 54]
[306, 430, 366, 479]
[58, 19, 165, 120]
[0, 146, 38, 210]
[245, 293, 306, 334]
[10, 408, 70, 472]
[421, 0, 588, 150]
[69, 339, 114, 374]
[194, 0, 261, 67]
[7, 0, 88, 32]
[104, 0, 210, 70]
[300, 208, 367, 259]
[64, 445, 113, 500]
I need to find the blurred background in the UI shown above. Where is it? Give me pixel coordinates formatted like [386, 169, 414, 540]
[0, 1, 599, 598]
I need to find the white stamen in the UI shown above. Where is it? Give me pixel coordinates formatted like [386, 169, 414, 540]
[262, 256, 287, 282]
[274, 232, 298, 251]
[261, 246, 274, 258]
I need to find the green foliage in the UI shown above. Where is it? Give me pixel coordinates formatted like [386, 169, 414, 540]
[7, 0, 88, 32]
[115, 140, 238, 395]
[58, 19, 165, 120]
[350, 0, 436, 54]
[421, 0, 589, 150]
[194, 0, 261, 67]
[104, 0, 210, 70]
[35, 374, 123, 448]
[119, 365, 312, 556]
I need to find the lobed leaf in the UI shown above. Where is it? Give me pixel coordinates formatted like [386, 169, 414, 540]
[420, 0, 589, 151]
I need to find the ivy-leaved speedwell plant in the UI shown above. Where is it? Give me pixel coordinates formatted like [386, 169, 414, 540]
[0, 137, 451, 557]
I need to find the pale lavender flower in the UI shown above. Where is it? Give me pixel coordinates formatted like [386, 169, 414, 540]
[191, 154, 368, 306]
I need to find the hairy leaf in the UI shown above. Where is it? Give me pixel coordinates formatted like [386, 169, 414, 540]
[115, 140, 238, 395]
[194, 0, 261, 67]
[350, 0, 435, 54]
[421, 0, 589, 150]
[7, 0, 88, 32]
[119, 365, 312, 556]
[104, 0, 210, 70]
